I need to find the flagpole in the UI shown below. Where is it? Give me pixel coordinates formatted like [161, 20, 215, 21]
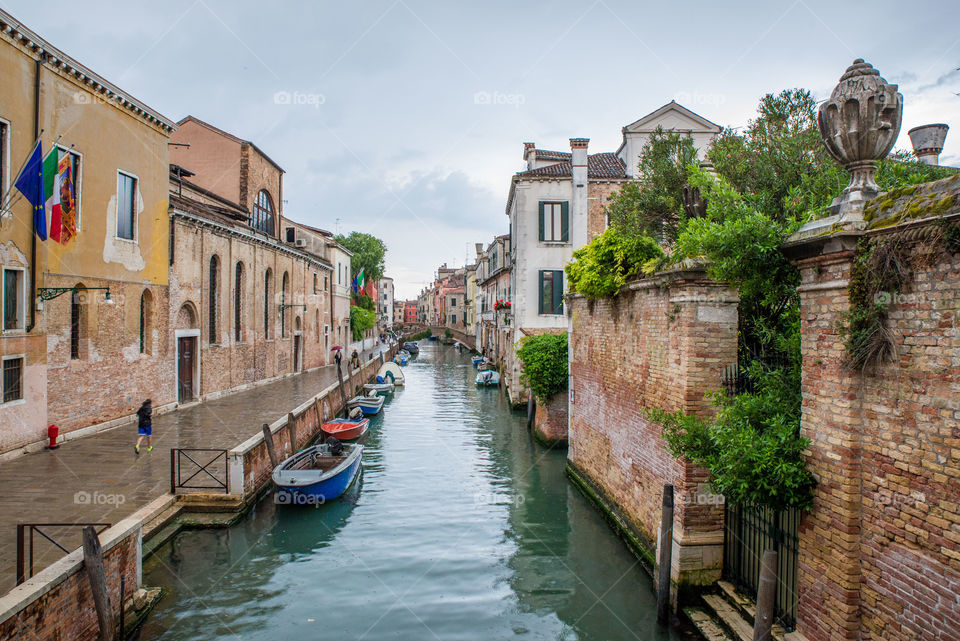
[0, 131, 45, 211]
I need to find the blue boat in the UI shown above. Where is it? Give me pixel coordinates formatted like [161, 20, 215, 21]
[427, 335, 438, 341]
[476, 370, 500, 386]
[272, 442, 363, 504]
[403, 342, 419, 354]
[348, 394, 385, 415]
[471, 355, 484, 368]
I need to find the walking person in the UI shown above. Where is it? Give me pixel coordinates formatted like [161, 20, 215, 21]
[135, 399, 153, 454]
[350, 348, 361, 370]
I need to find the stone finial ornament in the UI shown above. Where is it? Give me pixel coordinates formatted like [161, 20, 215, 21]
[818, 58, 903, 217]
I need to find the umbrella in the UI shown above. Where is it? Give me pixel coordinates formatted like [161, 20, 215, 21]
[330, 346, 344, 351]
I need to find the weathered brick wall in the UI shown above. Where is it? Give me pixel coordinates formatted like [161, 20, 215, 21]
[568, 267, 737, 589]
[45, 277, 174, 434]
[0, 527, 139, 640]
[533, 389, 569, 445]
[793, 230, 960, 641]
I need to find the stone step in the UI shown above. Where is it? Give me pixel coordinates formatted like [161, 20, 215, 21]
[716, 580, 788, 640]
[682, 606, 734, 641]
[703, 593, 754, 641]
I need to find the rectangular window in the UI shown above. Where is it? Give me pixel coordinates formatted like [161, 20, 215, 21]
[538, 270, 564, 315]
[0, 121, 8, 202]
[116, 172, 136, 240]
[539, 202, 569, 242]
[452, 314, 457, 325]
[451, 298, 457, 307]
[2, 356, 23, 403]
[3, 268, 22, 330]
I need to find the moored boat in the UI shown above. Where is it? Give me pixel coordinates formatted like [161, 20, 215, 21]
[476, 370, 500, 386]
[377, 362, 405, 385]
[471, 355, 484, 367]
[348, 394, 385, 415]
[402, 342, 419, 354]
[363, 382, 395, 395]
[272, 441, 363, 504]
[321, 418, 369, 441]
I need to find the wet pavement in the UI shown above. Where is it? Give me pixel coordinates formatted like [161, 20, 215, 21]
[0, 348, 384, 594]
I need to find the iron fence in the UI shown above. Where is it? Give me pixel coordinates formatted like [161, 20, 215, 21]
[723, 502, 799, 630]
[170, 448, 229, 494]
[16, 522, 111, 584]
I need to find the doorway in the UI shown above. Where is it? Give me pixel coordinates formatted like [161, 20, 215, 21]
[177, 336, 196, 403]
[293, 334, 302, 372]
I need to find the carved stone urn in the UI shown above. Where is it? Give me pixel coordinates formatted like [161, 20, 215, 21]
[818, 58, 903, 217]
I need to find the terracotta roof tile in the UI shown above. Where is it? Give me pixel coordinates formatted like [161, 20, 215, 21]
[515, 152, 626, 180]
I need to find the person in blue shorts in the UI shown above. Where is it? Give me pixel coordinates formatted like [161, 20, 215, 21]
[135, 399, 153, 454]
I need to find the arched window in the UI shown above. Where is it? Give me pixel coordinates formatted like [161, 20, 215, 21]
[281, 271, 289, 338]
[234, 262, 244, 342]
[208, 255, 219, 344]
[70, 283, 87, 360]
[253, 190, 275, 236]
[264, 268, 272, 339]
[139, 289, 153, 354]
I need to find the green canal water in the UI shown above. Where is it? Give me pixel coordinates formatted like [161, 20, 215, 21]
[139, 342, 694, 641]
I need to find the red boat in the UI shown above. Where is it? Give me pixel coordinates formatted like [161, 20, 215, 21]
[321, 418, 369, 441]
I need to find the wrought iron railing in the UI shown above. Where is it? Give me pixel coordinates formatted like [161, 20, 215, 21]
[723, 502, 799, 630]
[16, 522, 110, 584]
[170, 448, 229, 494]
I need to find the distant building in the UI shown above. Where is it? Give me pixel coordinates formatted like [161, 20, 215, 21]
[379, 277, 394, 330]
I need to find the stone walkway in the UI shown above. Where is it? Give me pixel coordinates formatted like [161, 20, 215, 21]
[0, 349, 384, 594]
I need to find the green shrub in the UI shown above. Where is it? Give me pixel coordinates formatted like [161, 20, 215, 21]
[565, 228, 663, 299]
[408, 329, 432, 341]
[349, 305, 376, 341]
[649, 364, 814, 511]
[516, 333, 568, 403]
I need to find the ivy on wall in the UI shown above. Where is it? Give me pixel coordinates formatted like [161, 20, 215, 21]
[516, 333, 568, 404]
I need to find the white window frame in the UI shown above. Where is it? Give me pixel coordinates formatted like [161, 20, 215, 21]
[54, 145, 83, 232]
[115, 169, 139, 242]
[0, 118, 10, 215]
[2, 265, 25, 333]
[1, 353, 26, 406]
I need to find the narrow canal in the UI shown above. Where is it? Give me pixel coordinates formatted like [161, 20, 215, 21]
[139, 342, 693, 641]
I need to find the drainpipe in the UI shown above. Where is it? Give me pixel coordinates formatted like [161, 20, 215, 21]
[27, 55, 43, 333]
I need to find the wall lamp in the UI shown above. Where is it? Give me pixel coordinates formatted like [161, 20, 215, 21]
[37, 287, 112, 303]
[278, 303, 307, 313]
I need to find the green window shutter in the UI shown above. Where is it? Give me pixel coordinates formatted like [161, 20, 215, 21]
[538, 202, 545, 241]
[560, 202, 569, 242]
[553, 270, 564, 314]
[538, 271, 545, 315]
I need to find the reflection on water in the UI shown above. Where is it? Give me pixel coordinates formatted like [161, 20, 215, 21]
[140, 343, 694, 640]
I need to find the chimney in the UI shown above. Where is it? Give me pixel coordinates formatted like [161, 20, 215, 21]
[908, 124, 949, 166]
[570, 138, 589, 247]
[523, 142, 536, 169]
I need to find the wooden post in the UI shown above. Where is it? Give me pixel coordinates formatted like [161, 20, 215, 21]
[287, 413, 298, 452]
[82, 525, 116, 641]
[16, 525, 24, 585]
[262, 423, 278, 467]
[170, 449, 177, 495]
[336, 360, 348, 415]
[526, 395, 535, 429]
[656, 484, 674, 624]
[753, 549, 778, 641]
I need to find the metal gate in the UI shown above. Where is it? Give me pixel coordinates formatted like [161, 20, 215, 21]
[723, 502, 799, 630]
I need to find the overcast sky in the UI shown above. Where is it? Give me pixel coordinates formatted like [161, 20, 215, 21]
[8, 0, 959, 299]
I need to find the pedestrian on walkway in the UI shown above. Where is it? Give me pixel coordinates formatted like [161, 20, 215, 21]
[135, 399, 153, 454]
[350, 349, 361, 370]
[334, 349, 343, 368]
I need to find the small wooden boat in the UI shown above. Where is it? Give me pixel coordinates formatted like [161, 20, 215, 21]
[471, 355, 484, 367]
[363, 382, 395, 395]
[403, 342, 419, 354]
[427, 336, 438, 341]
[273, 442, 363, 504]
[377, 362, 405, 385]
[476, 370, 500, 386]
[321, 418, 369, 441]
[478, 360, 497, 371]
[348, 394, 385, 415]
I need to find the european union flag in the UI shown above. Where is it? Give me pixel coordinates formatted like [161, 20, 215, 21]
[14, 141, 45, 240]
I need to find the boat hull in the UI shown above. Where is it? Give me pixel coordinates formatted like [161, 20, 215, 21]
[273, 444, 363, 504]
[348, 395, 385, 415]
[321, 418, 369, 441]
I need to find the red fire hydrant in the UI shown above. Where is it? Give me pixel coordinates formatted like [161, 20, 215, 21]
[47, 424, 59, 450]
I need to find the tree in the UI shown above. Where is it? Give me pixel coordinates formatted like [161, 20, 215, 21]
[335, 232, 387, 285]
[606, 127, 699, 243]
[516, 333, 568, 404]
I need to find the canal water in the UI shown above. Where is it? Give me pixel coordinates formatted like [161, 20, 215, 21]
[140, 342, 693, 641]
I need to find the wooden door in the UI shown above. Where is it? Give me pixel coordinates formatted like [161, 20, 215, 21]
[293, 335, 302, 372]
[178, 337, 195, 403]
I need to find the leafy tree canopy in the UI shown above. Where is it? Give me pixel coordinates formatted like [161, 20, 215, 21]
[335, 232, 387, 284]
[349, 305, 377, 341]
[516, 333, 568, 404]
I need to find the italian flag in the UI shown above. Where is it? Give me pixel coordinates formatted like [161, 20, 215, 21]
[42, 148, 77, 244]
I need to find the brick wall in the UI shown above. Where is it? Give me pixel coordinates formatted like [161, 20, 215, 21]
[533, 391, 568, 445]
[791, 220, 960, 641]
[568, 266, 737, 592]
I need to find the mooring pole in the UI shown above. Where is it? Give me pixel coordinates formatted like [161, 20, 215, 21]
[526, 395, 535, 429]
[287, 413, 298, 453]
[336, 360, 348, 415]
[754, 549, 778, 641]
[82, 526, 116, 641]
[262, 424, 278, 467]
[657, 484, 674, 624]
